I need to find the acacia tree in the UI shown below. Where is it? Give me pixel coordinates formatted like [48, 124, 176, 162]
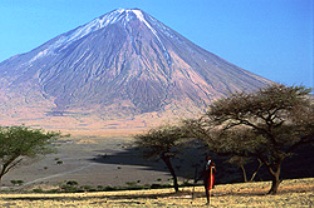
[186, 84, 314, 194]
[0, 126, 61, 183]
[134, 125, 186, 192]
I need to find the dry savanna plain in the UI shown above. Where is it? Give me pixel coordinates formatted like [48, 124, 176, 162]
[0, 130, 313, 208]
[0, 178, 313, 207]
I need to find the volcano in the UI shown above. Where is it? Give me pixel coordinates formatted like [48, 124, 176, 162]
[0, 8, 272, 135]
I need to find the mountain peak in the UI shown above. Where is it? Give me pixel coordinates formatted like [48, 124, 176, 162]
[95, 8, 148, 27]
[0, 8, 273, 133]
[61, 8, 152, 43]
[27, 8, 153, 61]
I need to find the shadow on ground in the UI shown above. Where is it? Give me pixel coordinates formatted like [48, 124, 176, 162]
[88, 140, 314, 185]
[88, 140, 241, 185]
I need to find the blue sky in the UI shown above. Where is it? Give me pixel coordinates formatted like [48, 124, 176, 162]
[0, 0, 313, 88]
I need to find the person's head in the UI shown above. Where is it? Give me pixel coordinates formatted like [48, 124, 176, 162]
[206, 155, 211, 161]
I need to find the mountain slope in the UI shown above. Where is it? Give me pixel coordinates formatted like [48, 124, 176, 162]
[0, 9, 273, 134]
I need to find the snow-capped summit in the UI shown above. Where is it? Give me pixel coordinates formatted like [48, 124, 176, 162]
[0, 8, 273, 132]
[28, 9, 171, 63]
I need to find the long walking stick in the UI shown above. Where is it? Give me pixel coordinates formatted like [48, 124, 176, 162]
[192, 166, 198, 200]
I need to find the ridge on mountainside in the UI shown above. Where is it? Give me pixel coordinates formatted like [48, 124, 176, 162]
[0, 8, 273, 134]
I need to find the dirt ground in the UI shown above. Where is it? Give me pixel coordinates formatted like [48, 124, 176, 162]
[0, 135, 176, 190]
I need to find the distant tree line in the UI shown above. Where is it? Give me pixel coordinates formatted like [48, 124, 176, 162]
[134, 84, 314, 194]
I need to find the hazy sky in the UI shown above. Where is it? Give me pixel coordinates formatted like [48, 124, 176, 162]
[0, 0, 313, 88]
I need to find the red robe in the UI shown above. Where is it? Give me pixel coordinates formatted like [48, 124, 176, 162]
[204, 162, 216, 190]
[206, 169, 215, 190]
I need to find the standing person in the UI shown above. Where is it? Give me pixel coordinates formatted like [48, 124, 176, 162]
[203, 155, 216, 205]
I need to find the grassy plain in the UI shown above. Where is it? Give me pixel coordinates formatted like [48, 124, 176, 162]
[1, 178, 313, 207]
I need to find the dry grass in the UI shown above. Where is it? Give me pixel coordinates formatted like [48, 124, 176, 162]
[1, 178, 313, 207]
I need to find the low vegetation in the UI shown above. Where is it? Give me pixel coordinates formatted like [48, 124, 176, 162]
[29, 180, 173, 194]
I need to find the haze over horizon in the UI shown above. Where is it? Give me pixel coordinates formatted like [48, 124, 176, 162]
[0, 0, 313, 89]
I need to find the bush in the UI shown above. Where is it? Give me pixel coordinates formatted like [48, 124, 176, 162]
[10, 180, 24, 186]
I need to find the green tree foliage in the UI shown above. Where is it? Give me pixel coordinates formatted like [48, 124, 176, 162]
[0, 126, 61, 182]
[134, 125, 186, 192]
[186, 84, 314, 194]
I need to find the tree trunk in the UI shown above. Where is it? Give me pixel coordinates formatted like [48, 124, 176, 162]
[249, 159, 263, 182]
[240, 164, 247, 182]
[267, 163, 282, 195]
[161, 153, 179, 192]
[0, 165, 7, 184]
[0, 157, 22, 186]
